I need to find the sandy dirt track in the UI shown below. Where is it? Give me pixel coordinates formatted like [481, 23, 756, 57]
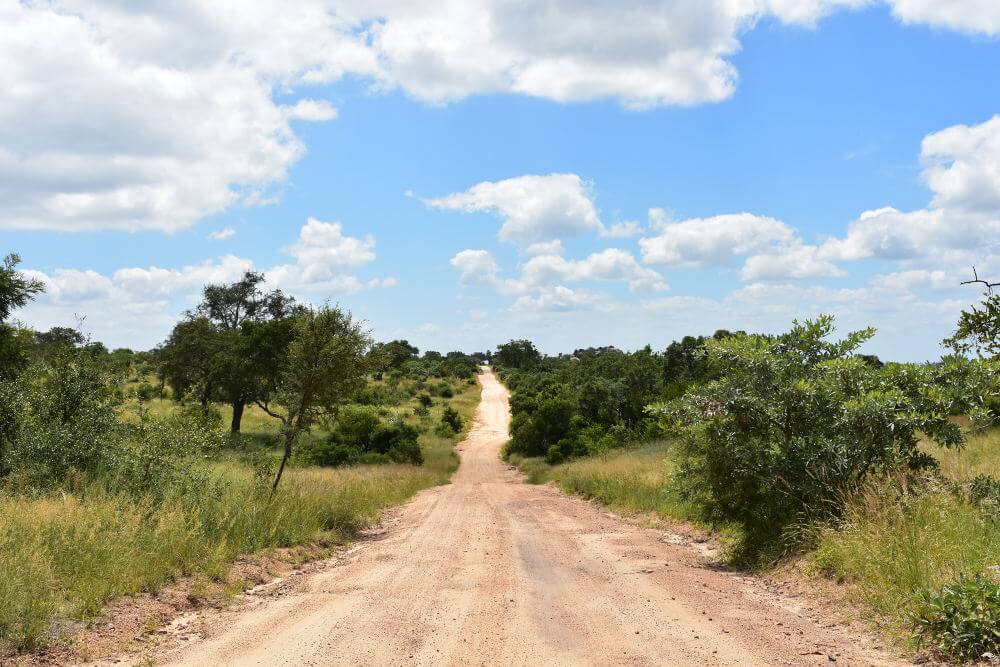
[159, 368, 901, 666]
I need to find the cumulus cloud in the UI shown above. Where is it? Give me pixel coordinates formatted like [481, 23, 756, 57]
[511, 286, 602, 313]
[639, 213, 796, 267]
[887, 0, 1000, 35]
[741, 244, 846, 281]
[0, 3, 363, 232]
[5, 2, 997, 233]
[19, 218, 381, 348]
[514, 249, 668, 292]
[450, 249, 501, 286]
[426, 173, 602, 246]
[819, 116, 1000, 265]
[208, 228, 236, 241]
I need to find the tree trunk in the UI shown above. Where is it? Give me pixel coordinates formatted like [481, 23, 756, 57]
[231, 400, 245, 433]
[272, 409, 305, 494]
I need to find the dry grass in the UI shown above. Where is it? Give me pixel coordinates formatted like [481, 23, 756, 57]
[0, 376, 480, 653]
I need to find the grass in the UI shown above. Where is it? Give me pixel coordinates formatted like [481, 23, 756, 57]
[0, 375, 480, 653]
[509, 441, 704, 526]
[808, 426, 1000, 646]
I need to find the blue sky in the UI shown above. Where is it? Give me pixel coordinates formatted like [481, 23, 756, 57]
[4, 1, 1000, 360]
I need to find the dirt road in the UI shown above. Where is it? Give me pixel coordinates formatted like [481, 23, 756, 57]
[160, 368, 899, 666]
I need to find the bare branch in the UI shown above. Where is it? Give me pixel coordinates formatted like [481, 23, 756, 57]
[961, 266, 1000, 295]
[255, 400, 288, 425]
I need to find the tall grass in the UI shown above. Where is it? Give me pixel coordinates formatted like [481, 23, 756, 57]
[0, 377, 480, 652]
[0, 463, 442, 650]
[810, 427, 1000, 642]
[511, 441, 703, 525]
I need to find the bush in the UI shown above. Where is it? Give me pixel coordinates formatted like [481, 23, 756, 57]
[440, 406, 463, 434]
[658, 316, 970, 559]
[300, 406, 423, 467]
[912, 574, 1000, 663]
[417, 393, 433, 408]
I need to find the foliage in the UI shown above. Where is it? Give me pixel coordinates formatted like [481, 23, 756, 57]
[911, 574, 1000, 663]
[301, 405, 423, 467]
[946, 290, 1000, 359]
[502, 346, 666, 463]
[657, 316, 972, 559]
[440, 405, 463, 434]
[0, 253, 44, 381]
[256, 305, 372, 490]
[494, 339, 541, 369]
[159, 271, 300, 432]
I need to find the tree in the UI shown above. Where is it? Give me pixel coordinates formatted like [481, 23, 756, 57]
[160, 317, 218, 406]
[659, 316, 965, 559]
[34, 326, 85, 351]
[161, 271, 298, 432]
[256, 305, 372, 491]
[495, 339, 540, 369]
[946, 269, 1000, 359]
[0, 253, 44, 380]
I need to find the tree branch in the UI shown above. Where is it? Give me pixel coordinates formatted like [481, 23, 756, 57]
[255, 400, 288, 425]
[961, 266, 1000, 294]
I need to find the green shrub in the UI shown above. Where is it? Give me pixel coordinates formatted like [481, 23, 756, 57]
[657, 316, 978, 560]
[440, 406, 463, 433]
[300, 406, 423, 467]
[912, 574, 1000, 663]
[417, 393, 433, 408]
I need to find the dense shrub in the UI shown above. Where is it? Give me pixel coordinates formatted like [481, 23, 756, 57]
[440, 406, 463, 433]
[658, 316, 978, 559]
[912, 574, 1000, 663]
[300, 406, 423, 467]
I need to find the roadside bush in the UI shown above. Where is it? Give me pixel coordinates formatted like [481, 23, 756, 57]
[440, 406, 463, 433]
[657, 316, 972, 560]
[912, 574, 1000, 663]
[301, 406, 423, 467]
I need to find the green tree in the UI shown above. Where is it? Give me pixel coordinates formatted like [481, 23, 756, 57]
[162, 271, 298, 432]
[946, 271, 1000, 359]
[257, 306, 372, 491]
[495, 339, 540, 369]
[0, 253, 44, 380]
[658, 316, 966, 559]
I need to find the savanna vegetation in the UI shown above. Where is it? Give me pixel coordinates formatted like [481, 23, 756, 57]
[499, 280, 1000, 663]
[0, 253, 481, 654]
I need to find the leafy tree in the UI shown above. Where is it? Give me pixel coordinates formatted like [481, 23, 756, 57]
[256, 305, 372, 491]
[495, 339, 540, 369]
[0, 253, 44, 322]
[946, 275, 1000, 359]
[160, 317, 218, 406]
[0, 253, 44, 380]
[34, 326, 84, 351]
[161, 271, 298, 431]
[370, 339, 419, 379]
[658, 316, 968, 559]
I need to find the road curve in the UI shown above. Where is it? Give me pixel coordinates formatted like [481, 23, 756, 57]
[161, 368, 899, 666]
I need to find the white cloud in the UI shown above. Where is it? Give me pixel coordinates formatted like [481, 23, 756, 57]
[524, 240, 564, 256]
[450, 249, 501, 286]
[19, 218, 382, 348]
[514, 249, 668, 292]
[640, 213, 796, 267]
[887, 0, 1000, 35]
[511, 286, 602, 313]
[208, 227, 236, 241]
[0, 3, 360, 232]
[741, 244, 846, 281]
[819, 116, 1000, 265]
[870, 269, 952, 291]
[426, 173, 602, 246]
[280, 217, 377, 287]
[601, 221, 643, 238]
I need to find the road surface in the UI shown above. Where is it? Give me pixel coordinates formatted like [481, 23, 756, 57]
[161, 368, 898, 666]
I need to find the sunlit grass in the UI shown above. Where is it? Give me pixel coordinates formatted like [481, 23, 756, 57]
[809, 426, 1000, 644]
[0, 375, 481, 652]
[510, 441, 703, 525]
